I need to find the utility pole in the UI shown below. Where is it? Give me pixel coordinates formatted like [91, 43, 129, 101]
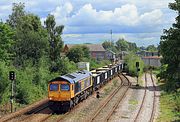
[110, 29, 112, 48]
[110, 29, 114, 64]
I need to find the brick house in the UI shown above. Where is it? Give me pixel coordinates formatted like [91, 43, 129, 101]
[63, 44, 106, 60]
[142, 56, 162, 67]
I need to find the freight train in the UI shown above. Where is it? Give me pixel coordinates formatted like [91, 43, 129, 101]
[48, 63, 123, 112]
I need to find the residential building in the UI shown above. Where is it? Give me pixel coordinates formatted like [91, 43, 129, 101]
[142, 56, 162, 67]
[137, 51, 159, 57]
[63, 44, 106, 60]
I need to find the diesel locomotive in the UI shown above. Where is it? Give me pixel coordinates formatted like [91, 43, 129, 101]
[48, 63, 123, 112]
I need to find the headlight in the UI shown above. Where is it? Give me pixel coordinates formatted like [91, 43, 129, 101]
[49, 97, 52, 100]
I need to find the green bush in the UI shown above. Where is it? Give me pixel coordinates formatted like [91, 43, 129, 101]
[0, 62, 15, 104]
[0, 58, 56, 105]
[158, 90, 180, 122]
[88, 58, 110, 70]
[124, 53, 144, 76]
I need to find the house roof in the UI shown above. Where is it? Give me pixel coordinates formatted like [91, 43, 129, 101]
[86, 44, 106, 52]
[65, 44, 106, 52]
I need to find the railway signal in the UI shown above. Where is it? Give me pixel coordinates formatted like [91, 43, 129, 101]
[9, 71, 15, 80]
[9, 71, 16, 113]
[136, 62, 139, 67]
[136, 62, 140, 86]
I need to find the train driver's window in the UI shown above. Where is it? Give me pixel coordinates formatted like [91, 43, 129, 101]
[61, 84, 70, 91]
[50, 84, 59, 91]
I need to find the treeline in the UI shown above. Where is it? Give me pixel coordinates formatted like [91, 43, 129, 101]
[159, 0, 180, 92]
[157, 1, 180, 121]
[102, 38, 158, 54]
[102, 38, 139, 53]
[0, 3, 72, 105]
[0, 3, 109, 106]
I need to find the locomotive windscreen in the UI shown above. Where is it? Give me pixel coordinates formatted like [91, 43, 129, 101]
[50, 84, 58, 91]
[61, 84, 70, 91]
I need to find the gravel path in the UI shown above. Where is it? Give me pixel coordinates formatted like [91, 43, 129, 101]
[109, 73, 160, 122]
[109, 75, 144, 122]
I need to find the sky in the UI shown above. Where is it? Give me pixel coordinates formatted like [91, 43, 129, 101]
[0, 0, 177, 47]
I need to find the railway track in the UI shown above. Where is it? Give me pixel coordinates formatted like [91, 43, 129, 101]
[54, 75, 124, 122]
[134, 72, 156, 122]
[88, 74, 131, 122]
[149, 71, 156, 122]
[0, 99, 49, 122]
[0, 100, 53, 122]
[19, 103, 53, 122]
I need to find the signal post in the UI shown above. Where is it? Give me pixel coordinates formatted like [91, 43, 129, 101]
[9, 71, 16, 113]
[136, 62, 140, 86]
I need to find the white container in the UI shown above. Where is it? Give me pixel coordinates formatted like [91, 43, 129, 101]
[78, 62, 90, 71]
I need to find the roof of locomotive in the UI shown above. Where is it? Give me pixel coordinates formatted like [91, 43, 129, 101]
[50, 70, 92, 84]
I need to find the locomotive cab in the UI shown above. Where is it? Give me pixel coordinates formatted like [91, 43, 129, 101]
[48, 70, 92, 112]
[48, 80, 74, 112]
[48, 81, 72, 101]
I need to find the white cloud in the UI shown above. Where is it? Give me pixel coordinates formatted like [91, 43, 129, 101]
[40, 2, 73, 25]
[140, 9, 163, 25]
[50, 2, 73, 24]
[0, 0, 175, 36]
[67, 3, 162, 27]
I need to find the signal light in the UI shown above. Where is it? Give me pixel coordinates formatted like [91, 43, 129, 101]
[9, 71, 15, 80]
[138, 68, 140, 71]
[136, 62, 139, 67]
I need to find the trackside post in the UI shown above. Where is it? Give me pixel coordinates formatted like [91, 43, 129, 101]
[9, 71, 16, 113]
[136, 62, 140, 86]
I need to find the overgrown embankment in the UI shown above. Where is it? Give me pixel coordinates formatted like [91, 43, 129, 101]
[153, 67, 180, 121]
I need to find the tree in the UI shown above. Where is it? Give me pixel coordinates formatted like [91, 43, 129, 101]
[66, 45, 90, 63]
[0, 22, 15, 62]
[102, 41, 117, 52]
[67, 46, 84, 63]
[146, 45, 157, 52]
[44, 14, 64, 63]
[160, 0, 180, 90]
[81, 45, 90, 59]
[116, 38, 129, 51]
[7, 3, 48, 66]
[102, 41, 112, 49]
[7, 2, 25, 28]
[128, 42, 138, 52]
[124, 53, 144, 76]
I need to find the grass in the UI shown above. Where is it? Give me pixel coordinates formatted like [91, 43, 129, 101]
[113, 79, 118, 86]
[128, 99, 138, 111]
[157, 91, 180, 122]
[129, 99, 138, 105]
[104, 87, 112, 95]
[155, 76, 180, 122]
[152, 69, 160, 75]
